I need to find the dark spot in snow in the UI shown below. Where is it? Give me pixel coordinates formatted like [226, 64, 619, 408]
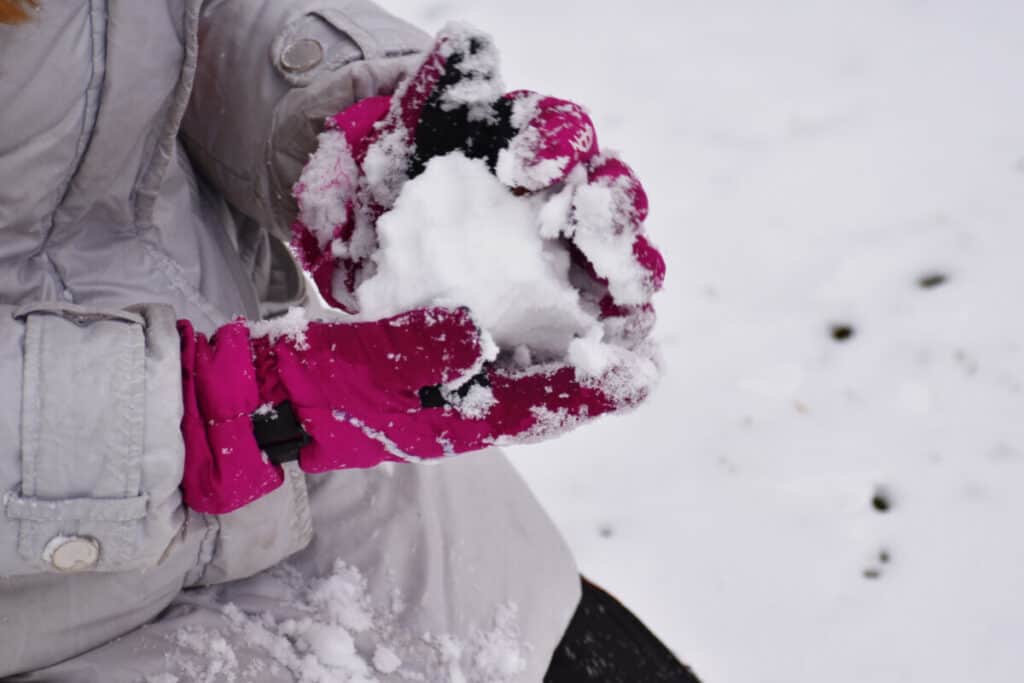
[871, 486, 892, 513]
[917, 272, 949, 289]
[879, 548, 891, 564]
[953, 349, 979, 376]
[830, 324, 855, 342]
[598, 525, 614, 539]
[863, 568, 882, 580]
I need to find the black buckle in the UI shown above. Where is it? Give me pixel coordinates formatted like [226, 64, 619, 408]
[252, 400, 311, 465]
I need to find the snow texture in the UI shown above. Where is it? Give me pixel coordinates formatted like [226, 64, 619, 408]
[354, 152, 598, 361]
[494, 94, 568, 192]
[163, 561, 527, 683]
[394, 2, 1024, 683]
[248, 307, 310, 350]
[435, 22, 506, 122]
[295, 130, 359, 249]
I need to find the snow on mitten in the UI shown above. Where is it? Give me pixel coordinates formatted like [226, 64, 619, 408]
[286, 23, 665, 460]
[292, 23, 663, 338]
[178, 306, 653, 514]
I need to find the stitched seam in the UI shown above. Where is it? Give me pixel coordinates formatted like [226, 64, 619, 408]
[134, 1, 202, 227]
[121, 323, 146, 495]
[139, 239, 224, 329]
[37, 0, 108, 257]
[19, 316, 43, 498]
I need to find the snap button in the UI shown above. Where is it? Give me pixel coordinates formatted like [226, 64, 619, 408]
[45, 535, 100, 572]
[280, 38, 324, 73]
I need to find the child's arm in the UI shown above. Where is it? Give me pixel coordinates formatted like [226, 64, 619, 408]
[180, 0, 430, 239]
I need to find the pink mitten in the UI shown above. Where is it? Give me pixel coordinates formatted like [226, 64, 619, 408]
[178, 306, 649, 514]
[274, 25, 665, 499]
[178, 308, 481, 513]
[291, 26, 664, 322]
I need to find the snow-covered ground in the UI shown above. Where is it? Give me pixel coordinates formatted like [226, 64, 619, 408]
[385, 1, 1024, 681]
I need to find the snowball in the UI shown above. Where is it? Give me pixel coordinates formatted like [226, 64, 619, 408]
[353, 152, 599, 360]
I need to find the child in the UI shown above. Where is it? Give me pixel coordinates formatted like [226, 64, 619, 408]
[0, 1, 695, 679]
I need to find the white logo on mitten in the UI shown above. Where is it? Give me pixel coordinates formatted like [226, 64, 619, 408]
[570, 125, 594, 154]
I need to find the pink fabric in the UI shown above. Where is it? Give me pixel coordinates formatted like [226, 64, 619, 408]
[178, 320, 284, 513]
[179, 304, 652, 513]
[258, 308, 646, 469]
[501, 90, 601, 191]
[291, 96, 392, 313]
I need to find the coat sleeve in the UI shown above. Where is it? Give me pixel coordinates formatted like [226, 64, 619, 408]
[0, 302, 187, 577]
[180, 0, 431, 242]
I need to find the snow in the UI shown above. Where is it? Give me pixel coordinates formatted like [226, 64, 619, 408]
[434, 22, 506, 122]
[163, 561, 527, 683]
[388, 2, 1024, 682]
[248, 307, 310, 350]
[294, 130, 359, 249]
[353, 152, 598, 360]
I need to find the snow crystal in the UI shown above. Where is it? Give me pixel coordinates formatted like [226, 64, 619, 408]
[247, 307, 310, 350]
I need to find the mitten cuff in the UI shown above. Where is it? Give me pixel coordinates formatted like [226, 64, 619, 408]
[178, 320, 285, 514]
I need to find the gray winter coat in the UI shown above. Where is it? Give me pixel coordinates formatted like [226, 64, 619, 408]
[0, 1, 579, 680]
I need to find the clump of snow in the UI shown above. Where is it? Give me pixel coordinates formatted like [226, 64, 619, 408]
[372, 646, 402, 674]
[469, 603, 528, 679]
[362, 126, 412, 210]
[346, 151, 660, 414]
[294, 130, 358, 248]
[570, 178, 651, 306]
[248, 307, 310, 350]
[495, 131, 569, 191]
[435, 22, 506, 122]
[164, 560, 528, 683]
[353, 153, 596, 359]
[443, 380, 498, 418]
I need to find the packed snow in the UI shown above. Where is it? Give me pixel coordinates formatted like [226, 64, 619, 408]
[355, 152, 598, 361]
[387, 1, 1024, 683]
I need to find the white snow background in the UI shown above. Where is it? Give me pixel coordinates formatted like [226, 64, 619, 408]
[382, 1, 1024, 681]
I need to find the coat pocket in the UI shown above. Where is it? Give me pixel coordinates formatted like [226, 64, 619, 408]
[1, 303, 185, 574]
